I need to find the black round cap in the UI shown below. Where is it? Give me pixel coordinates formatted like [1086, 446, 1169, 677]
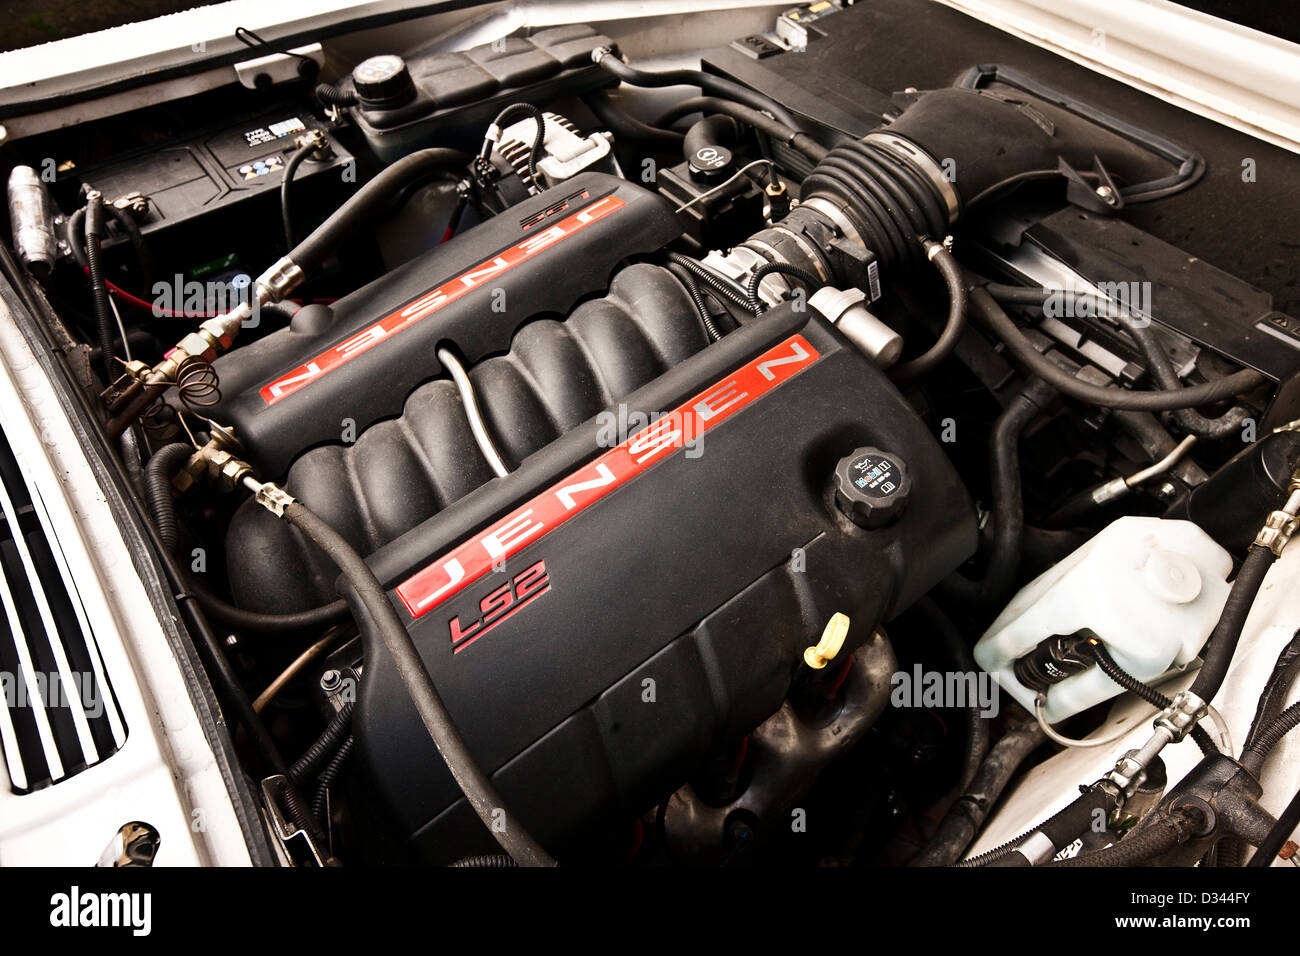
[688, 144, 734, 180]
[834, 447, 910, 529]
[351, 55, 415, 109]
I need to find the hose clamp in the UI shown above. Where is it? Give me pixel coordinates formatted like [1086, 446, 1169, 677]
[802, 196, 864, 249]
[862, 131, 960, 223]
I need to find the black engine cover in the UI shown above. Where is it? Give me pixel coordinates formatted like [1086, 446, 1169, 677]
[207, 173, 681, 476]
[348, 304, 976, 861]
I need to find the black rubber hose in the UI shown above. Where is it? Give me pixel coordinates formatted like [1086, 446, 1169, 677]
[941, 377, 1057, 608]
[1246, 780, 1300, 866]
[890, 244, 967, 383]
[1046, 806, 1204, 867]
[910, 713, 1043, 867]
[1189, 545, 1276, 702]
[969, 287, 1267, 411]
[289, 701, 355, 785]
[987, 786, 1119, 866]
[83, 196, 118, 384]
[745, 261, 824, 312]
[658, 95, 828, 162]
[188, 574, 351, 632]
[593, 48, 802, 130]
[664, 252, 758, 315]
[582, 90, 685, 150]
[1241, 701, 1300, 775]
[289, 147, 469, 278]
[985, 284, 1253, 438]
[449, 855, 518, 868]
[1242, 628, 1300, 754]
[311, 734, 355, 825]
[67, 202, 155, 288]
[1091, 643, 1219, 756]
[956, 794, 1095, 867]
[666, 262, 723, 342]
[1113, 409, 1209, 487]
[314, 82, 358, 108]
[143, 443, 194, 555]
[141, 444, 352, 631]
[280, 141, 317, 249]
[280, 498, 555, 866]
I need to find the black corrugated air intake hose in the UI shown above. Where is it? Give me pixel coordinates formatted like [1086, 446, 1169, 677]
[738, 86, 1204, 292]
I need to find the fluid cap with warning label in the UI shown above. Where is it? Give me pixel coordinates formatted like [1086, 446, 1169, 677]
[834, 447, 910, 528]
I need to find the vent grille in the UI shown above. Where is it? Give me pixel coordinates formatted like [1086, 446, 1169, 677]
[0, 426, 125, 792]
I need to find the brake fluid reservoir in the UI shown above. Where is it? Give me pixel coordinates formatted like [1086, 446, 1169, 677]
[973, 517, 1232, 723]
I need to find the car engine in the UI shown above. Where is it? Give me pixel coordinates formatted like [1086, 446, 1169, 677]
[3, 0, 1300, 870]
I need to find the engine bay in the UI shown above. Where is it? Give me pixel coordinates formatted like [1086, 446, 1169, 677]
[4, 0, 1300, 870]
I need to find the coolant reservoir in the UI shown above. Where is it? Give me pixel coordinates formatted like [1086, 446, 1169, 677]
[974, 517, 1232, 723]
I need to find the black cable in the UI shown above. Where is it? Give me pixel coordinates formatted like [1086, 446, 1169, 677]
[482, 103, 546, 189]
[67, 202, 155, 288]
[314, 82, 358, 108]
[311, 734, 355, 825]
[663, 252, 758, 315]
[235, 26, 320, 82]
[289, 702, 355, 785]
[969, 287, 1268, 411]
[1045, 806, 1204, 867]
[143, 443, 194, 555]
[449, 855, 518, 868]
[890, 243, 967, 383]
[281, 140, 317, 249]
[666, 262, 723, 342]
[593, 48, 802, 130]
[278, 498, 555, 866]
[1091, 642, 1219, 756]
[745, 261, 824, 313]
[1241, 701, 1300, 775]
[1243, 628, 1300, 754]
[985, 284, 1253, 438]
[83, 195, 118, 385]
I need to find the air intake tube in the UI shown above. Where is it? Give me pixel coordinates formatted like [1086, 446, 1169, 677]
[739, 85, 1203, 288]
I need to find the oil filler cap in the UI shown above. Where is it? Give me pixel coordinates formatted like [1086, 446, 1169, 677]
[834, 447, 910, 528]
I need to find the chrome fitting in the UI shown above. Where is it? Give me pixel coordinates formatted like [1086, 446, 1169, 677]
[246, 477, 297, 517]
[256, 256, 306, 303]
[1153, 690, 1209, 743]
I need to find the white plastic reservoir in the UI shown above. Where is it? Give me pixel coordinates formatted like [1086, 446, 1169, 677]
[974, 517, 1233, 723]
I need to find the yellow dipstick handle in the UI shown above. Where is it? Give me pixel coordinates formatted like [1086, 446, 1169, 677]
[805, 612, 850, 669]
